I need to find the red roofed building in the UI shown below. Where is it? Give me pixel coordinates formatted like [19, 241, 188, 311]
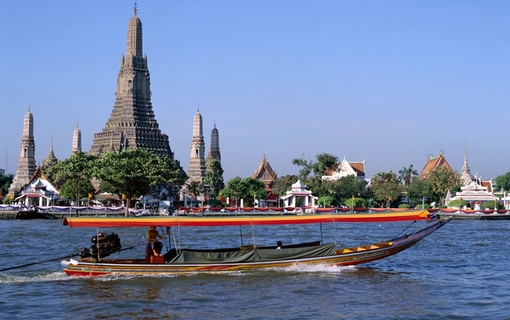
[419, 151, 454, 179]
[252, 155, 278, 207]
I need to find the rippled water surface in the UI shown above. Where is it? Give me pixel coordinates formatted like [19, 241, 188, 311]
[1, 219, 509, 319]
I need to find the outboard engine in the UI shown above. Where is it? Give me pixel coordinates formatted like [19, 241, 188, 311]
[80, 233, 122, 259]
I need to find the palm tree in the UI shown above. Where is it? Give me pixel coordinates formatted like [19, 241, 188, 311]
[398, 164, 418, 188]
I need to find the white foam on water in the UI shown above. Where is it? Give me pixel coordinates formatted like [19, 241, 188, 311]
[277, 263, 357, 273]
[0, 271, 72, 284]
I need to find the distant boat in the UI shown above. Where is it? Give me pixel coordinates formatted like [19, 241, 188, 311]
[61, 210, 450, 277]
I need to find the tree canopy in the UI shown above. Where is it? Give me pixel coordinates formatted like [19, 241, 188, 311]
[292, 152, 338, 180]
[185, 180, 204, 203]
[369, 171, 404, 208]
[221, 177, 267, 207]
[272, 175, 297, 198]
[50, 152, 98, 204]
[398, 164, 418, 188]
[94, 149, 186, 214]
[427, 166, 460, 205]
[0, 173, 13, 196]
[495, 172, 510, 193]
[204, 159, 224, 198]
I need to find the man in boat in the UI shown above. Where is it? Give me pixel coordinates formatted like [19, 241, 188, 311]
[147, 226, 166, 256]
[277, 241, 283, 249]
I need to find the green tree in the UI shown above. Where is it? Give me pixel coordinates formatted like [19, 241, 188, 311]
[42, 160, 61, 186]
[204, 159, 224, 198]
[59, 177, 95, 203]
[53, 152, 98, 205]
[221, 176, 245, 207]
[398, 164, 418, 188]
[186, 180, 204, 205]
[272, 175, 297, 198]
[222, 177, 267, 207]
[481, 200, 503, 210]
[317, 195, 338, 207]
[95, 149, 185, 215]
[369, 171, 404, 208]
[407, 178, 434, 207]
[0, 173, 13, 196]
[495, 172, 510, 192]
[330, 175, 368, 203]
[292, 153, 338, 180]
[448, 199, 469, 208]
[311, 153, 338, 177]
[344, 197, 367, 208]
[242, 177, 267, 207]
[426, 166, 460, 205]
[292, 155, 313, 180]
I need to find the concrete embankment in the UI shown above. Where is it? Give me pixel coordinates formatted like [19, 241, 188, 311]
[0, 211, 18, 220]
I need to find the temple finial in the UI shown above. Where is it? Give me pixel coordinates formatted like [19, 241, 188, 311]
[197, 104, 200, 113]
[133, 2, 138, 16]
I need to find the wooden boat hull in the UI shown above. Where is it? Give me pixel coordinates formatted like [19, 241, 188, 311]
[61, 217, 450, 277]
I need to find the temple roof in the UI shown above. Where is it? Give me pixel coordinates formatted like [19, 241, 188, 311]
[17, 167, 59, 200]
[253, 155, 277, 182]
[42, 145, 58, 169]
[419, 151, 453, 179]
[450, 181, 497, 201]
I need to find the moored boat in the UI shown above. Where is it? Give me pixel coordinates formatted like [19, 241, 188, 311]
[61, 210, 450, 276]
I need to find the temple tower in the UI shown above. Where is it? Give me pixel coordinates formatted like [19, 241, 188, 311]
[187, 108, 206, 182]
[72, 123, 82, 154]
[460, 148, 473, 185]
[89, 4, 174, 159]
[9, 107, 37, 195]
[42, 139, 58, 169]
[206, 122, 221, 165]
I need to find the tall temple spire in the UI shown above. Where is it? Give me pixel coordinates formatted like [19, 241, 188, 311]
[206, 121, 221, 165]
[42, 135, 58, 169]
[9, 108, 37, 195]
[89, 6, 174, 159]
[460, 144, 473, 185]
[126, 3, 142, 58]
[72, 122, 82, 154]
[188, 109, 206, 182]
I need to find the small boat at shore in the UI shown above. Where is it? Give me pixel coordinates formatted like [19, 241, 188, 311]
[61, 210, 450, 277]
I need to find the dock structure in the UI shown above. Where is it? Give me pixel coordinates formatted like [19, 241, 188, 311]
[0, 206, 127, 220]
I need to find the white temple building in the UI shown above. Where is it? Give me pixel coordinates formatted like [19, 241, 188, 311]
[448, 180, 497, 209]
[322, 159, 365, 181]
[15, 168, 59, 207]
[280, 180, 317, 210]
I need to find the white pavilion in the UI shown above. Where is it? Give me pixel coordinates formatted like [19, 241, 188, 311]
[280, 180, 317, 210]
[448, 181, 498, 209]
[15, 168, 59, 207]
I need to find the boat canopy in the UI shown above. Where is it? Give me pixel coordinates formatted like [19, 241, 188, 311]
[63, 210, 430, 228]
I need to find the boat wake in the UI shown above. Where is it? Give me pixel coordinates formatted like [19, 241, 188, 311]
[279, 263, 356, 273]
[0, 271, 72, 284]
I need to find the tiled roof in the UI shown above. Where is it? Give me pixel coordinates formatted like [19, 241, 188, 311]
[350, 162, 365, 176]
[419, 152, 453, 178]
[253, 155, 277, 182]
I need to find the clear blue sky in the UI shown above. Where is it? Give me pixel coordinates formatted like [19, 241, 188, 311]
[1, 1, 509, 182]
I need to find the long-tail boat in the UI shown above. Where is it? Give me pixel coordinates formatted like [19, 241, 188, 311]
[61, 210, 450, 276]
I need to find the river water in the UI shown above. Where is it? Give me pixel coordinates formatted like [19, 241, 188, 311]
[0, 219, 508, 319]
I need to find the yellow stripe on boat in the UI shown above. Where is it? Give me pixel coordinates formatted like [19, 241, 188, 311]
[63, 210, 431, 228]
